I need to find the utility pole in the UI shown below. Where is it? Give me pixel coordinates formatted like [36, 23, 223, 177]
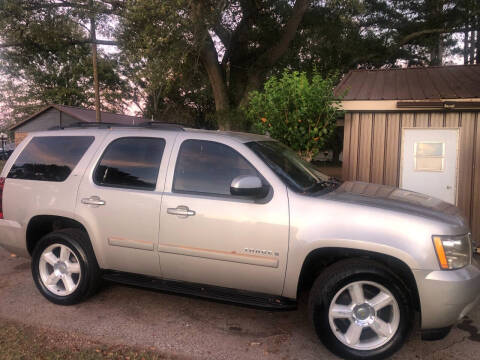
[90, 0, 101, 122]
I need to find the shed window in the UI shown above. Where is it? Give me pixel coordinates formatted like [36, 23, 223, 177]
[414, 142, 445, 171]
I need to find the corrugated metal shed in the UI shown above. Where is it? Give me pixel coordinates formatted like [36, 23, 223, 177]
[335, 65, 480, 101]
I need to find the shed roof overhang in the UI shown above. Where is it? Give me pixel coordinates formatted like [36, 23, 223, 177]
[340, 98, 480, 112]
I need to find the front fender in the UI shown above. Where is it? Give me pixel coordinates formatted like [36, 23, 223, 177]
[282, 191, 455, 299]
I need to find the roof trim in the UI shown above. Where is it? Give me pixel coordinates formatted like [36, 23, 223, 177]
[341, 98, 480, 111]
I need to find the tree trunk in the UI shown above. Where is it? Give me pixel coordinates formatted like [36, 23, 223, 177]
[470, 30, 476, 64]
[431, 35, 443, 66]
[192, 2, 231, 130]
[464, 30, 469, 64]
[476, 19, 480, 64]
[200, 39, 231, 130]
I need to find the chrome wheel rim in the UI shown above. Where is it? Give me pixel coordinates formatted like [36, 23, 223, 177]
[328, 280, 400, 351]
[39, 244, 82, 296]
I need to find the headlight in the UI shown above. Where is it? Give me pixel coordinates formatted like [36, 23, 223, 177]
[433, 234, 472, 270]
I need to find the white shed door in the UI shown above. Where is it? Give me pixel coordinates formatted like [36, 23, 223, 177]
[401, 128, 459, 204]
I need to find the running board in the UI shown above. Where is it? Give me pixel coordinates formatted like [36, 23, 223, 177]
[102, 271, 297, 310]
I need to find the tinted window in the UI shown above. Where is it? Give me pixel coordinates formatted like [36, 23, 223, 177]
[173, 140, 258, 196]
[8, 136, 94, 182]
[94, 137, 165, 190]
[246, 141, 331, 193]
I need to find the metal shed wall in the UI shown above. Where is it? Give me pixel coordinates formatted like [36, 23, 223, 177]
[342, 111, 480, 243]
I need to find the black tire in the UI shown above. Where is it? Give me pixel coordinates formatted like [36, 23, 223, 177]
[31, 228, 101, 305]
[308, 259, 413, 360]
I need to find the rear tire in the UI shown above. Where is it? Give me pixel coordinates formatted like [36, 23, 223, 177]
[32, 228, 101, 305]
[308, 259, 413, 360]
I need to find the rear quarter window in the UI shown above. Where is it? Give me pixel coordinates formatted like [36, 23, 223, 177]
[7, 136, 94, 182]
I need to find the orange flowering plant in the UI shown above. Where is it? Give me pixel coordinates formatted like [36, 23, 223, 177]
[245, 70, 343, 161]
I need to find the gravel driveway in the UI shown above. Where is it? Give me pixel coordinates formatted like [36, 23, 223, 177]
[1, 246, 480, 360]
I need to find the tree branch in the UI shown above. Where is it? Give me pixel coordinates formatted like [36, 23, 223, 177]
[21, 0, 119, 15]
[0, 39, 118, 48]
[400, 27, 468, 45]
[214, 24, 232, 49]
[238, 0, 309, 106]
[262, 0, 309, 66]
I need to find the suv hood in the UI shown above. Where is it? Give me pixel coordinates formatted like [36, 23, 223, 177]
[322, 181, 465, 226]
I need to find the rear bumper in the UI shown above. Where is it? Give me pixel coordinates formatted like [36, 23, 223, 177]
[414, 254, 480, 330]
[0, 219, 28, 257]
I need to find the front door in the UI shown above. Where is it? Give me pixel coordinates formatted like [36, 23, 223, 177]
[157, 135, 290, 296]
[76, 133, 174, 277]
[401, 128, 459, 204]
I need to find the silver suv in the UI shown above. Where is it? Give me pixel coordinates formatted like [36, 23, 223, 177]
[1, 123, 479, 359]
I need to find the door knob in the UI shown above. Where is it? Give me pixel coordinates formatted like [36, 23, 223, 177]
[81, 196, 106, 206]
[167, 205, 196, 218]
[446, 185, 452, 190]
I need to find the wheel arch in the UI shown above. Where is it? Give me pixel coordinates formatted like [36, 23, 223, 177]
[296, 247, 420, 312]
[26, 215, 91, 256]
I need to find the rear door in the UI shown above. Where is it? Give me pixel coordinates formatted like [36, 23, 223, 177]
[76, 132, 176, 277]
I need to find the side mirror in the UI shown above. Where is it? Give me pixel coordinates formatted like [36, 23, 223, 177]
[230, 175, 268, 198]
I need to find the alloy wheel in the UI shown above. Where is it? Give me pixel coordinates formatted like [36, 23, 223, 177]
[38, 243, 82, 296]
[328, 280, 400, 351]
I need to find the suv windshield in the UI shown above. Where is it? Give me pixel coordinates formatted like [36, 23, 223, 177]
[246, 141, 338, 194]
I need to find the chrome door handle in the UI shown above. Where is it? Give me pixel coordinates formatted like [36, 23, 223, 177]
[446, 185, 452, 190]
[81, 196, 106, 206]
[167, 205, 196, 217]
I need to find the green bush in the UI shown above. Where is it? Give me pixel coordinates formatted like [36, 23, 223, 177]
[245, 70, 343, 161]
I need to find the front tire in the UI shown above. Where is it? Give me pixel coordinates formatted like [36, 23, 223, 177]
[32, 229, 100, 305]
[309, 259, 413, 360]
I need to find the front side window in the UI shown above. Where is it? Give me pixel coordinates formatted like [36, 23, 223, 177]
[8, 136, 94, 182]
[173, 139, 258, 196]
[94, 137, 165, 190]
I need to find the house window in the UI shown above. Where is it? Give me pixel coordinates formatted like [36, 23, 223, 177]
[414, 142, 445, 172]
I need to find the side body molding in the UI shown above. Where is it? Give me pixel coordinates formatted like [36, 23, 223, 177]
[158, 243, 280, 268]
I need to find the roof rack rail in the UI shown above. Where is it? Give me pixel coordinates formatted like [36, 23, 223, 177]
[49, 121, 185, 131]
[137, 122, 185, 131]
[49, 122, 130, 130]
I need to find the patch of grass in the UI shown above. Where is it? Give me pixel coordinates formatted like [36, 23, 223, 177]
[0, 319, 180, 360]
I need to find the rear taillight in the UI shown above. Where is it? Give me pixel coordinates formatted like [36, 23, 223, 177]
[0, 177, 5, 219]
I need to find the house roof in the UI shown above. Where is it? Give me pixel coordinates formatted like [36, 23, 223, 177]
[9, 104, 148, 131]
[335, 65, 480, 101]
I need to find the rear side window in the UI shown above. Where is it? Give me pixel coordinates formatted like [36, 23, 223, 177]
[94, 137, 165, 191]
[173, 139, 258, 196]
[8, 136, 94, 182]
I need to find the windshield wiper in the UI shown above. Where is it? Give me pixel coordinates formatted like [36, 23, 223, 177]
[304, 178, 342, 194]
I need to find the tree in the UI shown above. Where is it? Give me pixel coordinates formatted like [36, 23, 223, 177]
[0, 0, 126, 123]
[361, 0, 478, 66]
[457, 0, 480, 64]
[118, 0, 310, 130]
[245, 70, 343, 162]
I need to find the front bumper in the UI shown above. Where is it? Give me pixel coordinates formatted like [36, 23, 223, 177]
[413, 254, 480, 330]
[0, 219, 28, 257]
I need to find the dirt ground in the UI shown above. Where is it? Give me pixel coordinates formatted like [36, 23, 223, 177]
[1, 247, 480, 360]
